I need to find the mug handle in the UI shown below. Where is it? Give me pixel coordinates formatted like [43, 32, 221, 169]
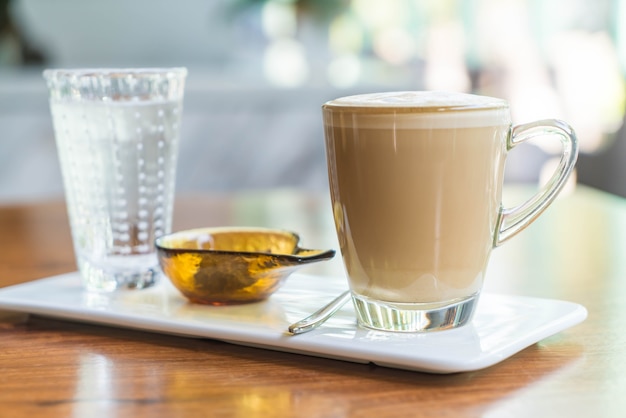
[494, 119, 578, 247]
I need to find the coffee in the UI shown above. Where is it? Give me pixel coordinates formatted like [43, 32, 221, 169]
[324, 92, 511, 306]
[323, 91, 577, 331]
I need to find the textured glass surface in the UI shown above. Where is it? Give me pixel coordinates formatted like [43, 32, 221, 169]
[44, 68, 187, 292]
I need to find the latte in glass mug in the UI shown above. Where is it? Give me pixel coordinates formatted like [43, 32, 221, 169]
[322, 91, 578, 332]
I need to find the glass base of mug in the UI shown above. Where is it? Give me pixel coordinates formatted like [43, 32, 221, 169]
[352, 293, 478, 332]
[78, 257, 160, 292]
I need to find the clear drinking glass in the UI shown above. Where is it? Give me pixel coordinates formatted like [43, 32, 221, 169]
[43, 68, 187, 292]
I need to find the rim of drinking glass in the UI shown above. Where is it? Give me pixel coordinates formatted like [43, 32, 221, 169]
[43, 67, 188, 80]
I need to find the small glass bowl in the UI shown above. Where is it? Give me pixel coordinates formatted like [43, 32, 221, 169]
[155, 227, 335, 305]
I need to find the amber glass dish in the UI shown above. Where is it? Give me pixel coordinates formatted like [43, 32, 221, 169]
[155, 227, 335, 305]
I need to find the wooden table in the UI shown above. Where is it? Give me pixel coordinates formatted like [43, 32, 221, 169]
[1, 186, 625, 417]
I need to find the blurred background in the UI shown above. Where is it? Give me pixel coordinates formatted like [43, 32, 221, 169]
[1, 0, 625, 202]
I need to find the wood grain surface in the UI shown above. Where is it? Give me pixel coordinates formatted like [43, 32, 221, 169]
[1, 187, 625, 417]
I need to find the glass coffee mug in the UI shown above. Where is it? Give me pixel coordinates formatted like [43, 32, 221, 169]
[322, 91, 578, 332]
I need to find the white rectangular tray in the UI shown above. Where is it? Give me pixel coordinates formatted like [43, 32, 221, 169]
[0, 272, 587, 374]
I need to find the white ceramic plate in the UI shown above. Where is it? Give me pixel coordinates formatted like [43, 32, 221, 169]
[0, 272, 587, 374]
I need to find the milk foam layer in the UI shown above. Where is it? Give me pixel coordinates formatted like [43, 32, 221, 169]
[323, 91, 511, 129]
